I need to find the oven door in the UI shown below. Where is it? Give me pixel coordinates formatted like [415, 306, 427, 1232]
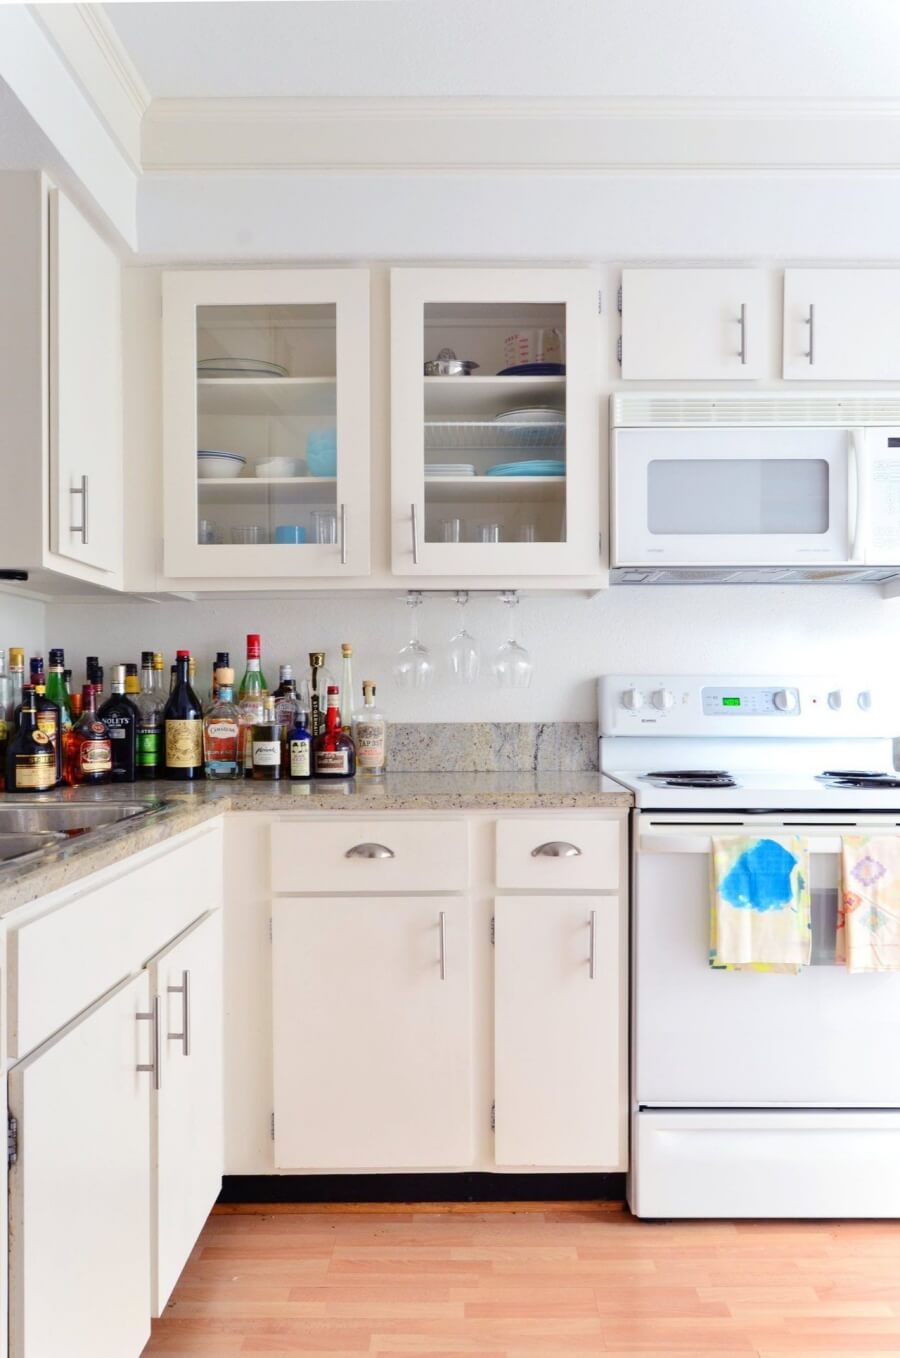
[635, 814, 900, 1107]
[613, 426, 854, 566]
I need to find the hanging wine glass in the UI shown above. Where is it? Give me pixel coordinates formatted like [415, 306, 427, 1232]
[446, 590, 481, 685]
[393, 592, 434, 689]
[492, 591, 534, 689]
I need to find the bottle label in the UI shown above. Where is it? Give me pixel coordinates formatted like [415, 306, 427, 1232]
[289, 739, 311, 778]
[36, 712, 58, 744]
[206, 720, 239, 742]
[315, 749, 351, 775]
[137, 728, 161, 768]
[355, 722, 385, 769]
[206, 759, 238, 777]
[252, 740, 281, 767]
[13, 752, 56, 790]
[165, 720, 202, 769]
[80, 740, 112, 774]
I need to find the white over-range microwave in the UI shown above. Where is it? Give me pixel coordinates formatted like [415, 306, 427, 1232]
[610, 393, 900, 584]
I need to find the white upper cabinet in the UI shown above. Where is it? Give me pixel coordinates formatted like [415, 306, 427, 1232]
[162, 269, 370, 578]
[391, 268, 603, 580]
[0, 173, 123, 587]
[783, 269, 900, 380]
[49, 189, 123, 574]
[620, 268, 766, 380]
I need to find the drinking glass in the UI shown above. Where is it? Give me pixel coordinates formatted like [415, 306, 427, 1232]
[492, 591, 534, 689]
[446, 591, 480, 685]
[393, 593, 433, 689]
[311, 510, 338, 545]
[479, 523, 502, 544]
[230, 524, 266, 544]
[441, 518, 462, 543]
[198, 519, 217, 544]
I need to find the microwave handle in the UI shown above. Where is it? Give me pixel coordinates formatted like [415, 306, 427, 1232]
[848, 429, 867, 563]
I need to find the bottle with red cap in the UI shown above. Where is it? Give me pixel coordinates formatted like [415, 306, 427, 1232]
[163, 649, 203, 780]
[238, 634, 268, 774]
[313, 684, 357, 779]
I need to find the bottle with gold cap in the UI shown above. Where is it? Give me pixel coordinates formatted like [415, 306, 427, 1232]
[340, 643, 354, 733]
[8, 648, 24, 723]
[135, 651, 164, 780]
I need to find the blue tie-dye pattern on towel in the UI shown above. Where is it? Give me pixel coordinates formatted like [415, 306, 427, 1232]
[720, 838, 798, 912]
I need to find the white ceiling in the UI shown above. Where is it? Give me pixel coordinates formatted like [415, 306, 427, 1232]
[103, 0, 900, 101]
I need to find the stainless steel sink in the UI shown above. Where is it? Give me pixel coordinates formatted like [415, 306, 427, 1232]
[0, 831, 66, 863]
[0, 802, 154, 835]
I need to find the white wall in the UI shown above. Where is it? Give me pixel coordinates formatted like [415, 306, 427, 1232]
[45, 586, 900, 726]
[0, 591, 45, 664]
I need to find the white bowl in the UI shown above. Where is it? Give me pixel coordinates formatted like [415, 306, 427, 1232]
[197, 450, 247, 480]
[256, 457, 304, 479]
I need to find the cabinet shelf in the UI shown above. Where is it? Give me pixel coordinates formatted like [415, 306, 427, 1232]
[197, 378, 337, 417]
[425, 475, 566, 504]
[198, 476, 336, 504]
[425, 421, 564, 451]
[424, 376, 565, 418]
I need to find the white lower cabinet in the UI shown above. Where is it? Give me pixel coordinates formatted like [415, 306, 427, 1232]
[8, 971, 152, 1358]
[494, 894, 625, 1169]
[272, 894, 473, 1169]
[148, 910, 224, 1316]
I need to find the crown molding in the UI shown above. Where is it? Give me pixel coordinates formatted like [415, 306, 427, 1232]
[141, 95, 900, 177]
[30, 2, 149, 169]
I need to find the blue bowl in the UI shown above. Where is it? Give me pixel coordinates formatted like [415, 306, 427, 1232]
[307, 428, 337, 477]
[275, 524, 307, 544]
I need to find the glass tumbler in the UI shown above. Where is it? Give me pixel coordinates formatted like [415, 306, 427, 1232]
[311, 510, 338, 545]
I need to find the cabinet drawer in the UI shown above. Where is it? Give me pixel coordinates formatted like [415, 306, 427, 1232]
[10, 823, 223, 1058]
[495, 817, 620, 890]
[271, 819, 468, 893]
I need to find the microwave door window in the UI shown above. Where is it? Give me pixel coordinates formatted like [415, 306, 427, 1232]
[646, 459, 830, 535]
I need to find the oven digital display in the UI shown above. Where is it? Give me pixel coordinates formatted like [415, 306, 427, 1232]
[722, 697, 741, 707]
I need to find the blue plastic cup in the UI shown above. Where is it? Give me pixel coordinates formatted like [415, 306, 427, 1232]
[275, 524, 307, 544]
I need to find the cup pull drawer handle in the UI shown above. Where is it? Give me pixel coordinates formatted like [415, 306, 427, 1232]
[531, 841, 582, 858]
[345, 842, 395, 859]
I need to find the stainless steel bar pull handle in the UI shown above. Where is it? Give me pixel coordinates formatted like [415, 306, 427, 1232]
[167, 969, 191, 1057]
[70, 474, 89, 544]
[531, 841, 582, 858]
[345, 842, 395, 859]
[805, 303, 815, 365]
[340, 503, 348, 566]
[439, 910, 447, 981]
[589, 910, 597, 980]
[411, 503, 420, 564]
[739, 302, 747, 365]
[137, 994, 162, 1090]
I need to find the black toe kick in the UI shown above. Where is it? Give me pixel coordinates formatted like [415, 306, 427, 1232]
[218, 1172, 626, 1205]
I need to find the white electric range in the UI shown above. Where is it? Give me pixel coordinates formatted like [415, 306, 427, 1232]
[598, 674, 900, 1220]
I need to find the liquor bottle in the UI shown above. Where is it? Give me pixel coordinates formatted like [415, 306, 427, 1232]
[152, 651, 166, 695]
[272, 665, 299, 747]
[250, 696, 282, 781]
[188, 655, 198, 691]
[6, 687, 57, 792]
[238, 634, 267, 772]
[8, 648, 24, 721]
[287, 707, 312, 780]
[340, 643, 354, 733]
[309, 651, 332, 739]
[209, 650, 230, 708]
[63, 684, 112, 786]
[30, 661, 62, 785]
[163, 650, 204, 781]
[135, 652, 164, 780]
[125, 663, 140, 694]
[313, 684, 356, 778]
[203, 668, 241, 779]
[239, 634, 268, 699]
[69, 689, 83, 721]
[0, 650, 10, 789]
[169, 664, 177, 695]
[46, 649, 73, 726]
[98, 664, 139, 782]
[86, 657, 104, 698]
[352, 680, 387, 778]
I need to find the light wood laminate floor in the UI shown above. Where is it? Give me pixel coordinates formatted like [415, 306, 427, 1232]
[142, 1203, 900, 1356]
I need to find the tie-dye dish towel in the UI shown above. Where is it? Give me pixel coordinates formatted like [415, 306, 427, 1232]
[839, 836, 900, 972]
[710, 835, 811, 972]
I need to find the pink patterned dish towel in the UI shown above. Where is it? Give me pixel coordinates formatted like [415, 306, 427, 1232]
[839, 836, 900, 972]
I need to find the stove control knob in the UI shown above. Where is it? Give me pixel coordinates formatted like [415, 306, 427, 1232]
[651, 688, 674, 711]
[858, 690, 873, 711]
[621, 687, 644, 712]
[828, 689, 843, 710]
[773, 689, 797, 713]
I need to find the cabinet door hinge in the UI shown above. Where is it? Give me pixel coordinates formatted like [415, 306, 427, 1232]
[270, 1112, 275, 1140]
[269, 918, 273, 943]
[597, 289, 603, 315]
[490, 1101, 496, 1132]
[8, 1114, 17, 1168]
[616, 335, 623, 366]
[616, 284, 623, 314]
[490, 916, 495, 945]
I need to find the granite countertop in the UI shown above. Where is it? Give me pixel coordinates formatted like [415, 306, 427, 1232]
[0, 773, 631, 915]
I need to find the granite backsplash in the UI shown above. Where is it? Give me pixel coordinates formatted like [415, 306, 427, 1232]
[385, 722, 599, 773]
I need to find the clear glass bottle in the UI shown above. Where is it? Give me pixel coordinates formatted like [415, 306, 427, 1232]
[6, 686, 57, 792]
[313, 684, 356, 778]
[135, 651, 164, 780]
[239, 634, 268, 772]
[8, 648, 24, 721]
[208, 650, 230, 709]
[352, 680, 387, 777]
[64, 684, 112, 786]
[203, 668, 241, 779]
[152, 651, 166, 697]
[163, 650, 204, 781]
[309, 651, 333, 739]
[98, 663, 139, 782]
[239, 634, 268, 700]
[250, 696, 282, 781]
[287, 707, 313, 780]
[272, 664, 299, 763]
[340, 643, 354, 733]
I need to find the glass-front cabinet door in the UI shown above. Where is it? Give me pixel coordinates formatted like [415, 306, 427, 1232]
[391, 269, 602, 578]
[162, 270, 370, 578]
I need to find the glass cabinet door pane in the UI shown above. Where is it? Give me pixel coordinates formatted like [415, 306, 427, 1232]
[422, 302, 567, 547]
[195, 303, 338, 549]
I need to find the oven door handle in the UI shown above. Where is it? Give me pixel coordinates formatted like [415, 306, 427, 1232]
[639, 834, 843, 855]
[848, 428, 867, 564]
